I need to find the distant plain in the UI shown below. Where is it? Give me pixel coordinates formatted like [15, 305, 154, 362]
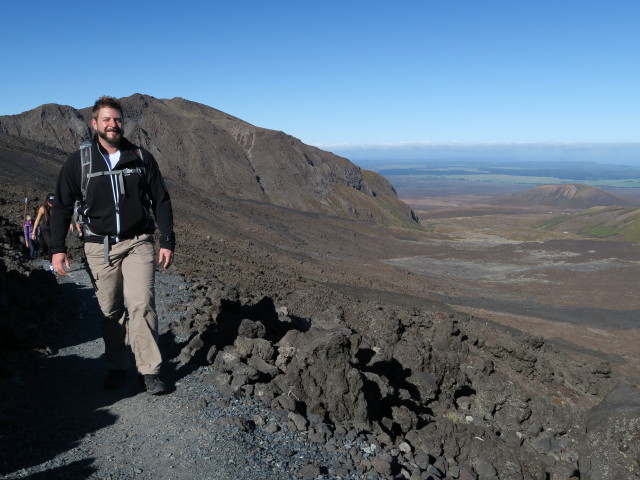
[367, 159, 640, 382]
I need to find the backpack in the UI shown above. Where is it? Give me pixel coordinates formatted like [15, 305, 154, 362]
[74, 140, 149, 225]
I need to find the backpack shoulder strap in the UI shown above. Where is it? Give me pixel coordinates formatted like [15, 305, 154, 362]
[74, 140, 93, 224]
[79, 140, 93, 201]
[133, 148, 153, 206]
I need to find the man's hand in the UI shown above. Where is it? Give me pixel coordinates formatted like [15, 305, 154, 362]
[158, 248, 174, 269]
[52, 252, 71, 276]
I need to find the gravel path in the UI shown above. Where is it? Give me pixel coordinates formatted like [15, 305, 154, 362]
[0, 262, 381, 480]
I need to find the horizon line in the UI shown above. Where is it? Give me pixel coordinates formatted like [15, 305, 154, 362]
[314, 141, 640, 150]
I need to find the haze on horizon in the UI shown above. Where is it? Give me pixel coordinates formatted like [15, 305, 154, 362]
[1, 1, 638, 149]
[323, 142, 640, 167]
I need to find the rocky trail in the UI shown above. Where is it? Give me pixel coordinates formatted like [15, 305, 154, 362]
[1, 262, 395, 480]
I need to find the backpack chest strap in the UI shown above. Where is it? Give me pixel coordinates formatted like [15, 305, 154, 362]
[88, 168, 145, 195]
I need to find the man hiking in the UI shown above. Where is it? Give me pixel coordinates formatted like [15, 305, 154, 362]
[50, 96, 175, 395]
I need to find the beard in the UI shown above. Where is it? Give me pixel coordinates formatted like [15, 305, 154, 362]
[97, 127, 122, 147]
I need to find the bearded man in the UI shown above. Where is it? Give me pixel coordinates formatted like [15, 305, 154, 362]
[50, 96, 175, 394]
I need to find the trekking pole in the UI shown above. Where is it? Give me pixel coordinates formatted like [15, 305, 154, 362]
[23, 195, 28, 221]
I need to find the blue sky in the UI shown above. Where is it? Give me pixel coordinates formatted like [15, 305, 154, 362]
[1, 1, 639, 151]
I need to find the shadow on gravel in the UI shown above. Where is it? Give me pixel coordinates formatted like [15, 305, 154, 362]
[7, 459, 96, 480]
[50, 281, 102, 351]
[0, 267, 142, 478]
[0, 351, 143, 477]
[0, 261, 195, 478]
[157, 330, 200, 391]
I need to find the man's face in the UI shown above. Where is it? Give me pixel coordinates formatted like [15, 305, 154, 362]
[92, 107, 123, 147]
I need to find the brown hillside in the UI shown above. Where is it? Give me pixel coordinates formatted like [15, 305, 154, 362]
[0, 94, 417, 227]
[0, 133, 67, 191]
[491, 183, 633, 209]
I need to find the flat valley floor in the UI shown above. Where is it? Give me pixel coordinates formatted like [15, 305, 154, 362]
[395, 181, 640, 383]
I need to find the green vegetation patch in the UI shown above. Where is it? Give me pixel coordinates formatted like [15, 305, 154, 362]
[538, 206, 640, 241]
[621, 221, 640, 242]
[423, 222, 437, 232]
[578, 225, 617, 238]
[535, 215, 571, 230]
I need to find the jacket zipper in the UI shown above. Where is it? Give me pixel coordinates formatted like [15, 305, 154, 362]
[101, 149, 122, 239]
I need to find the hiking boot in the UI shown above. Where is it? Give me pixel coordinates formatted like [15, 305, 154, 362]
[142, 374, 167, 395]
[103, 369, 127, 389]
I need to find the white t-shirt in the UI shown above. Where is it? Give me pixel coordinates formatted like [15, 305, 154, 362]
[103, 150, 121, 169]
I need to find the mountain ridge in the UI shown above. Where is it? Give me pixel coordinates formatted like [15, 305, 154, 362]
[0, 94, 418, 227]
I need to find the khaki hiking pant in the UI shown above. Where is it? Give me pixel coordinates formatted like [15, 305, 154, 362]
[84, 234, 161, 375]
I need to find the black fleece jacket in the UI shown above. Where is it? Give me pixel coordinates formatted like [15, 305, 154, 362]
[50, 135, 175, 254]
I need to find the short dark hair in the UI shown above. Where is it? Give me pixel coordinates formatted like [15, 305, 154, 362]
[92, 96, 123, 120]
